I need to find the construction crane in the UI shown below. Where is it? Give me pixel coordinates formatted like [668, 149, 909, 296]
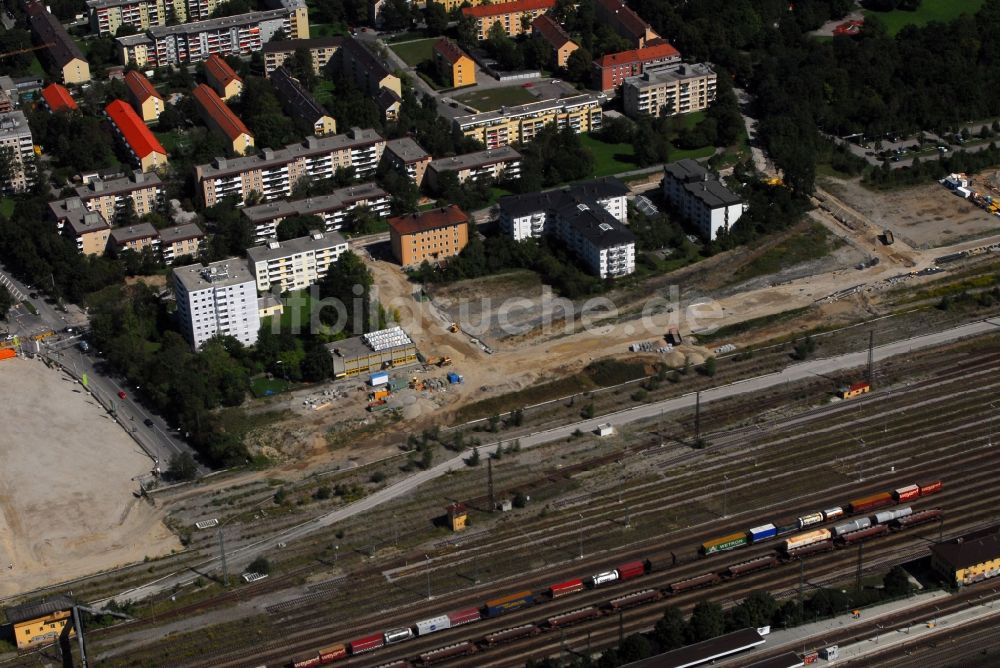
[0, 42, 52, 59]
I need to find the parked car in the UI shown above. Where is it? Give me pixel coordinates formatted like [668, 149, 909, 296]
[117, 391, 127, 400]
[144, 418, 154, 427]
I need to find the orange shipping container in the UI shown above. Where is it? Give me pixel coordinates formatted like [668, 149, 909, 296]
[0, 348, 16, 361]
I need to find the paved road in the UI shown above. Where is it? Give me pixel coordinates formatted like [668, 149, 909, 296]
[103, 316, 1000, 604]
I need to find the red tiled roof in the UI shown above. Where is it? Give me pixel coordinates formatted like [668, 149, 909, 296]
[192, 84, 252, 142]
[463, 0, 555, 19]
[124, 70, 162, 102]
[595, 0, 656, 41]
[104, 100, 166, 159]
[41, 83, 76, 112]
[594, 41, 679, 67]
[388, 205, 469, 236]
[204, 54, 242, 88]
[433, 38, 469, 65]
[532, 15, 573, 49]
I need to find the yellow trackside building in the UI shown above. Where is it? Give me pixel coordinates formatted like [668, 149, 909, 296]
[4, 596, 75, 649]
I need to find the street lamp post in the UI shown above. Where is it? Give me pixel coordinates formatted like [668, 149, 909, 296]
[578, 513, 584, 559]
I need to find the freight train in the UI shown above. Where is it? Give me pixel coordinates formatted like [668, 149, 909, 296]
[288, 481, 942, 668]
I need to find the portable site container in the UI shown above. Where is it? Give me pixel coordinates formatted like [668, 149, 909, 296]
[369, 371, 389, 386]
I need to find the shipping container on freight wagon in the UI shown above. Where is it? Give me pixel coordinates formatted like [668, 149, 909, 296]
[484, 591, 534, 617]
[893, 485, 920, 502]
[749, 524, 777, 543]
[919, 481, 943, 497]
[318, 644, 347, 662]
[446, 607, 481, 626]
[349, 633, 385, 654]
[291, 654, 322, 668]
[617, 560, 646, 580]
[549, 578, 585, 598]
[701, 532, 749, 555]
[415, 614, 451, 636]
[848, 492, 894, 514]
[783, 529, 832, 552]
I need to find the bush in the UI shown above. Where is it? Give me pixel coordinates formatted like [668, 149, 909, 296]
[631, 389, 648, 402]
[248, 556, 271, 575]
[513, 492, 528, 508]
[370, 470, 386, 484]
[313, 485, 332, 500]
[581, 403, 595, 419]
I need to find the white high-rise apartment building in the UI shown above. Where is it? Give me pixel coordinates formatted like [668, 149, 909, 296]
[0, 110, 35, 193]
[173, 258, 260, 349]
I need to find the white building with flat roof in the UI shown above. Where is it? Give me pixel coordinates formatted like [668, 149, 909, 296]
[246, 230, 348, 293]
[0, 110, 35, 193]
[173, 258, 260, 349]
[662, 159, 744, 240]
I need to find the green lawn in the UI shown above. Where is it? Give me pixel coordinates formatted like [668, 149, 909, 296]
[154, 130, 186, 153]
[389, 38, 439, 67]
[313, 80, 334, 106]
[731, 222, 841, 284]
[0, 198, 15, 219]
[310, 22, 348, 37]
[579, 133, 638, 177]
[453, 86, 537, 112]
[27, 55, 45, 77]
[864, 0, 986, 35]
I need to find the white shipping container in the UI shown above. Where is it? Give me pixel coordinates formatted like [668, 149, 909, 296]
[956, 186, 971, 198]
[415, 615, 451, 636]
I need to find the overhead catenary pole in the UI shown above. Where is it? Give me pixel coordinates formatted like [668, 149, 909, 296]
[867, 330, 875, 388]
[694, 390, 701, 443]
[488, 456, 495, 511]
[218, 529, 229, 587]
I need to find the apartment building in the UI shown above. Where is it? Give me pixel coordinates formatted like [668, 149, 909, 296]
[594, 0, 660, 47]
[110, 222, 160, 254]
[425, 146, 521, 191]
[195, 127, 385, 207]
[375, 88, 401, 122]
[662, 159, 744, 240]
[159, 222, 205, 263]
[40, 83, 77, 112]
[622, 62, 716, 119]
[433, 0, 485, 11]
[26, 2, 91, 84]
[388, 205, 470, 267]
[173, 258, 260, 349]
[241, 182, 390, 242]
[246, 230, 348, 292]
[592, 41, 680, 93]
[462, 0, 556, 40]
[124, 70, 164, 122]
[262, 36, 340, 75]
[72, 170, 163, 222]
[498, 178, 635, 278]
[86, 0, 187, 36]
[49, 198, 112, 254]
[338, 35, 401, 99]
[433, 38, 475, 88]
[0, 111, 35, 194]
[192, 84, 255, 155]
[204, 53, 243, 100]
[116, 0, 308, 68]
[104, 100, 168, 172]
[384, 137, 431, 186]
[270, 67, 336, 137]
[531, 15, 578, 69]
[453, 93, 603, 148]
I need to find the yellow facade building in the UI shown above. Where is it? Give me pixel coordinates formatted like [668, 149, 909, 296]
[433, 38, 475, 88]
[204, 54, 243, 101]
[4, 596, 75, 649]
[932, 529, 1000, 587]
[532, 15, 578, 69]
[388, 205, 469, 267]
[192, 84, 255, 155]
[124, 70, 164, 122]
[454, 93, 603, 148]
[462, 0, 555, 41]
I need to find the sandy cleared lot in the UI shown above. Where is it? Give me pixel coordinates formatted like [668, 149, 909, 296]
[0, 358, 180, 599]
[823, 172, 1000, 249]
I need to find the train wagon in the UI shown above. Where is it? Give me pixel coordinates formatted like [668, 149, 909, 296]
[446, 607, 481, 627]
[546, 607, 600, 628]
[292, 654, 322, 668]
[549, 578, 585, 598]
[384, 627, 414, 644]
[919, 481, 943, 496]
[786, 540, 835, 559]
[419, 642, 476, 665]
[833, 517, 872, 537]
[783, 529, 832, 552]
[669, 572, 721, 593]
[775, 523, 800, 537]
[617, 560, 646, 580]
[823, 507, 845, 521]
[848, 492, 894, 514]
[591, 570, 619, 586]
[873, 507, 912, 525]
[318, 645, 347, 663]
[725, 555, 779, 578]
[893, 485, 920, 502]
[894, 508, 942, 529]
[797, 512, 824, 529]
[608, 589, 662, 610]
[349, 633, 385, 654]
[483, 624, 539, 646]
[701, 532, 749, 555]
[484, 591, 534, 617]
[839, 524, 889, 544]
[749, 523, 777, 543]
[415, 615, 451, 636]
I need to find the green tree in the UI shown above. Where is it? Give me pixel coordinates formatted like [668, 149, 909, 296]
[618, 634, 652, 662]
[0, 284, 12, 319]
[248, 555, 271, 574]
[654, 605, 686, 650]
[316, 250, 375, 336]
[688, 600, 725, 643]
[465, 446, 481, 466]
[564, 47, 592, 83]
[883, 566, 912, 598]
[276, 214, 323, 241]
[425, 1, 449, 35]
[167, 451, 199, 481]
[300, 343, 333, 382]
[291, 47, 318, 91]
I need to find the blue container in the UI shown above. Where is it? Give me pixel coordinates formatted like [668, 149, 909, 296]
[748, 523, 777, 543]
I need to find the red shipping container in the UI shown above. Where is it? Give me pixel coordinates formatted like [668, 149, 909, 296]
[894, 484, 919, 502]
[919, 481, 943, 496]
[349, 633, 385, 654]
[318, 644, 347, 662]
[292, 655, 321, 668]
[549, 578, 584, 597]
[617, 560, 646, 580]
[447, 607, 481, 626]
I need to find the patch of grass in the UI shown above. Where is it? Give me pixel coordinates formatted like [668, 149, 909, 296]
[0, 197, 15, 218]
[154, 130, 185, 153]
[579, 134, 638, 177]
[455, 374, 597, 423]
[310, 22, 348, 37]
[731, 222, 840, 283]
[453, 86, 537, 112]
[313, 80, 334, 106]
[27, 55, 45, 76]
[389, 38, 439, 67]
[695, 307, 812, 344]
[583, 359, 647, 386]
[863, 0, 986, 36]
[251, 376, 290, 398]
[387, 30, 432, 44]
[278, 290, 313, 331]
